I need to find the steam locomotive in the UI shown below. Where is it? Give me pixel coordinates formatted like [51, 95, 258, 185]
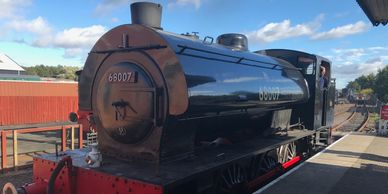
[3, 2, 335, 194]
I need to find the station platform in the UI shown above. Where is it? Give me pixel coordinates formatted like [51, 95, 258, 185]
[255, 133, 388, 194]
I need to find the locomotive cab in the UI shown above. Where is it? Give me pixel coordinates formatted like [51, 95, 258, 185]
[256, 49, 335, 131]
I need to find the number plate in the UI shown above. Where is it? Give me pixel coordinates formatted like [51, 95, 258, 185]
[108, 72, 138, 83]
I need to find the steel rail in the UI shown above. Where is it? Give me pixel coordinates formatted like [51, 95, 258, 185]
[356, 112, 370, 132]
[332, 110, 356, 131]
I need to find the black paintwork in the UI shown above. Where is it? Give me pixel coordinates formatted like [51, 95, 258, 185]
[158, 30, 309, 118]
[77, 21, 328, 165]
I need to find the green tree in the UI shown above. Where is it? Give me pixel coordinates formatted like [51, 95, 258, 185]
[373, 66, 388, 102]
[346, 81, 361, 91]
[354, 74, 375, 89]
[346, 65, 388, 103]
[23, 65, 81, 80]
[359, 88, 374, 96]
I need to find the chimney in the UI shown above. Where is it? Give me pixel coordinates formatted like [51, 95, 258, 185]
[130, 2, 162, 29]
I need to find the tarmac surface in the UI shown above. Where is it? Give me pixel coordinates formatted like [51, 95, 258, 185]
[0, 168, 32, 188]
[255, 133, 388, 194]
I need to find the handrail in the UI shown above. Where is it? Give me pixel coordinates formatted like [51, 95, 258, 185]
[0, 124, 82, 171]
[176, 44, 301, 71]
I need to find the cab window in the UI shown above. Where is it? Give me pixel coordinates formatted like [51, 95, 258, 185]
[298, 57, 315, 75]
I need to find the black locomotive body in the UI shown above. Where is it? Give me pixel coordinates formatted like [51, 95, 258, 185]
[2, 2, 335, 194]
[77, 1, 334, 191]
[78, 3, 313, 163]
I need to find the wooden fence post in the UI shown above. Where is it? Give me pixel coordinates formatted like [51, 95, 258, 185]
[71, 126, 75, 150]
[13, 130, 18, 168]
[79, 125, 83, 149]
[1, 131, 7, 170]
[61, 126, 66, 151]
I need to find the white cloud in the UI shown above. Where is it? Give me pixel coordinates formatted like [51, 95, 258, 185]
[95, 0, 201, 14]
[332, 48, 365, 63]
[333, 60, 387, 89]
[381, 55, 388, 61]
[246, 18, 370, 44]
[334, 11, 350, 18]
[311, 21, 370, 40]
[0, 0, 106, 60]
[168, 0, 202, 9]
[12, 38, 26, 44]
[94, 0, 153, 16]
[329, 46, 388, 88]
[367, 47, 388, 54]
[246, 14, 323, 43]
[31, 25, 107, 58]
[94, 0, 129, 16]
[0, 0, 32, 19]
[1, 12, 107, 58]
[53, 25, 107, 58]
[6, 16, 52, 35]
[223, 77, 260, 83]
[334, 59, 386, 77]
[368, 47, 386, 51]
[247, 20, 314, 43]
[111, 17, 119, 23]
[63, 48, 84, 58]
[190, 90, 214, 95]
[53, 25, 106, 48]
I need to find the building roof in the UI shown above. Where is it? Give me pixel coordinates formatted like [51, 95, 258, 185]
[0, 53, 25, 71]
[357, 0, 388, 26]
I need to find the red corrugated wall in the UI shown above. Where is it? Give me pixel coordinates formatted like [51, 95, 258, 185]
[0, 81, 78, 126]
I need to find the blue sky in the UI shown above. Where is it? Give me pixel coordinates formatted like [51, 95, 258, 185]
[0, 0, 387, 88]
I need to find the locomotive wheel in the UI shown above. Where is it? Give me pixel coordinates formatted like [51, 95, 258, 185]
[215, 163, 248, 194]
[260, 155, 278, 173]
[248, 151, 278, 181]
[277, 142, 297, 164]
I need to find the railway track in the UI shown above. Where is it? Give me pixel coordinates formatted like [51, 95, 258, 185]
[333, 106, 369, 133]
[332, 109, 356, 131]
[334, 104, 353, 116]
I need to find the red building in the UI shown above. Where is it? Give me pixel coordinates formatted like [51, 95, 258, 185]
[0, 81, 78, 126]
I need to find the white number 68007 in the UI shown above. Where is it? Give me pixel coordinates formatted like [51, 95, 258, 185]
[108, 72, 133, 82]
